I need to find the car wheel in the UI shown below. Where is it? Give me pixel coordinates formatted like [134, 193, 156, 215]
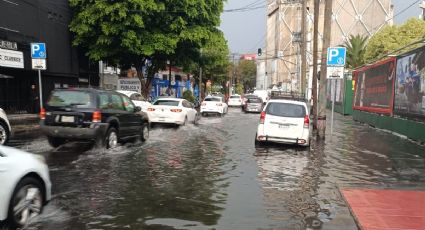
[140, 123, 149, 142]
[47, 136, 65, 148]
[0, 122, 9, 145]
[201, 112, 206, 117]
[182, 117, 188, 126]
[105, 127, 118, 149]
[7, 177, 44, 229]
[255, 134, 263, 147]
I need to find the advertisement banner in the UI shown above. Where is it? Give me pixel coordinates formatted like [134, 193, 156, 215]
[394, 47, 425, 121]
[353, 58, 395, 114]
[0, 48, 24, 68]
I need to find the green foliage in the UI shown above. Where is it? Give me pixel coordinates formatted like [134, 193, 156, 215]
[343, 35, 368, 69]
[364, 19, 425, 63]
[182, 90, 195, 103]
[237, 60, 256, 90]
[69, 0, 226, 96]
[235, 83, 244, 95]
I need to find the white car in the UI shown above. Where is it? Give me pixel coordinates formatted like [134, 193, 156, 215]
[200, 96, 228, 116]
[0, 108, 11, 145]
[255, 99, 310, 147]
[147, 98, 198, 126]
[0, 145, 51, 228]
[117, 90, 152, 112]
[228, 95, 243, 107]
[253, 90, 269, 104]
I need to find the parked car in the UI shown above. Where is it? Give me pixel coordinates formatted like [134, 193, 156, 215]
[200, 96, 228, 116]
[243, 97, 263, 113]
[0, 145, 51, 229]
[228, 94, 243, 107]
[0, 108, 11, 145]
[40, 88, 150, 149]
[147, 98, 198, 126]
[117, 90, 152, 112]
[255, 99, 310, 147]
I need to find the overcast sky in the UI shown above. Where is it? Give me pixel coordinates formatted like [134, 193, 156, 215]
[220, 0, 423, 54]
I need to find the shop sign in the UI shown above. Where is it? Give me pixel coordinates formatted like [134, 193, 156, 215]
[0, 48, 24, 68]
[118, 78, 141, 93]
[0, 40, 17, 50]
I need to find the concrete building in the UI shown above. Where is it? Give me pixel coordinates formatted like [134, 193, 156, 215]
[264, 0, 393, 93]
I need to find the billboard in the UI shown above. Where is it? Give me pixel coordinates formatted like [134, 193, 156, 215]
[353, 58, 396, 114]
[394, 47, 425, 121]
[117, 78, 141, 93]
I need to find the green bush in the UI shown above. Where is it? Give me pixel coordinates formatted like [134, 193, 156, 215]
[182, 90, 196, 103]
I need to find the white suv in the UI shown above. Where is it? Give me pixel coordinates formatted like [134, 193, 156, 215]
[255, 99, 310, 147]
[0, 108, 11, 145]
[228, 95, 243, 107]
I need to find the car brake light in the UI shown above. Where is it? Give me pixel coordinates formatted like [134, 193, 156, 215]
[216, 103, 222, 106]
[260, 111, 266, 124]
[170, 109, 182, 112]
[92, 110, 102, 123]
[39, 108, 46, 120]
[304, 115, 310, 128]
[148, 108, 155, 111]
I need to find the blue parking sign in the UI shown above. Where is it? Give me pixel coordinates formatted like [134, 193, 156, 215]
[327, 47, 346, 66]
[31, 43, 47, 59]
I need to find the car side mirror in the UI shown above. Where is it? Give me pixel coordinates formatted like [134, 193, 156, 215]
[134, 106, 142, 112]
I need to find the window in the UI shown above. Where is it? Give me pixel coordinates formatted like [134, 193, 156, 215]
[265, 102, 305, 118]
[182, 101, 192, 108]
[230, 96, 240, 99]
[122, 95, 135, 112]
[204, 97, 221, 102]
[47, 91, 94, 108]
[99, 93, 110, 109]
[153, 100, 179, 106]
[248, 98, 262, 103]
[130, 93, 145, 101]
[111, 94, 124, 110]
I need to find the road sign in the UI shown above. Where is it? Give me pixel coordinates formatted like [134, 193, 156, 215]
[32, 59, 46, 70]
[327, 66, 344, 79]
[31, 43, 46, 59]
[327, 47, 346, 66]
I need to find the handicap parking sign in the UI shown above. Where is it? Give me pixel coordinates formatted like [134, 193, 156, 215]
[327, 47, 346, 66]
[31, 43, 47, 59]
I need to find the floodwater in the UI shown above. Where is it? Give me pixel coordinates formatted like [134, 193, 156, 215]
[8, 108, 425, 230]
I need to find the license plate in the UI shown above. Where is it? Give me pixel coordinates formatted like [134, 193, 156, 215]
[61, 116, 75, 123]
[278, 124, 289, 129]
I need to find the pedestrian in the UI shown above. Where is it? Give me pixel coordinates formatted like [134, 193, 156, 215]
[29, 84, 39, 114]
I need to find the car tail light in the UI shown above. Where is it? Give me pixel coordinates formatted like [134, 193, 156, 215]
[39, 108, 46, 120]
[260, 111, 266, 124]
[201, 102, 206, 106]
[170, 109, 182, 112]
[216, 103, 222, 106]
[92, 110, 102, 123]
[147, 108, 155, 112]
[304, 115, 310, 128]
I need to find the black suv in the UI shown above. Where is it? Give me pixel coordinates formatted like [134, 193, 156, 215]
[40, 88, 149, 149]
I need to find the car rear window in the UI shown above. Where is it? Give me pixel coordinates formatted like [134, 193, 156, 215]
[265, 102, 306, 118]
[205, 97, 221, 102]
[153, 100, 180, 106]
[248, 98, 262, 103]
[47, 91, 95, 108]
[230, 96, 240, 99]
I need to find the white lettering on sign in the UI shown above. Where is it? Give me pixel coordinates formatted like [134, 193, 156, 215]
[0, 48, 24, 68]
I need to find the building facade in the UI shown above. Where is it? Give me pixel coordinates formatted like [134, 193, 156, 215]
[264, 0, 393, 93]
[0, 0, 98, 113]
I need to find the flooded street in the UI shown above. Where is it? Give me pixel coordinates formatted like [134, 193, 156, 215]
[9, 109, 425, 230]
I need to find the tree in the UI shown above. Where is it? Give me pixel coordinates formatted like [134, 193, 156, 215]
[343, 35, 368, 69]
[237, 60, 256, 91]
[69, 0, 225, 97]
[364, 19, 425, 63]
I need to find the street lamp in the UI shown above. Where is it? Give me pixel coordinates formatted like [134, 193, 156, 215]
[420, 1, 425, 20]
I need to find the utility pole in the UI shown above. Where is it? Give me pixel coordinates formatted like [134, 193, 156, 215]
[199, 66, 203, 101]
[318, 0, 333, 138]
[301, 0, 307, 96]
[312, 0, 319, 130]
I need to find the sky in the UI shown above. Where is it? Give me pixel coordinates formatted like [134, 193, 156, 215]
[220, 0, 423, 55]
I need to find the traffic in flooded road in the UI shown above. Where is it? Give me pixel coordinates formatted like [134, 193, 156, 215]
[7, 108, 425, 230]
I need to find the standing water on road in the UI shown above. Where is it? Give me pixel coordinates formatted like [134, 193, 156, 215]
[9, 108, 425, 229]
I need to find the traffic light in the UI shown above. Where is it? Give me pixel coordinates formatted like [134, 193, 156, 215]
[258, 48, 262, 56]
